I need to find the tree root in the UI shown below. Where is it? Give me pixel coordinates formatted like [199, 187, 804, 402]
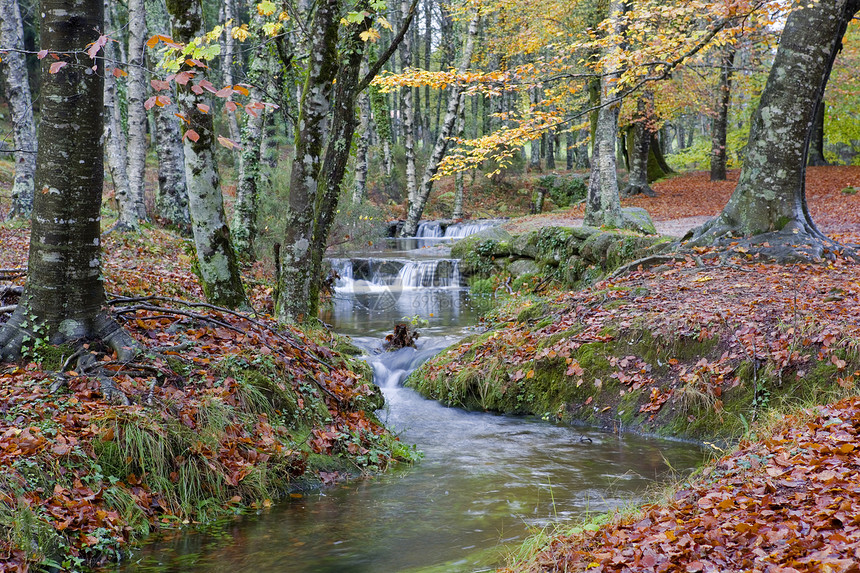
[621, 183, 656, 198]
[682, 215, 859, 263]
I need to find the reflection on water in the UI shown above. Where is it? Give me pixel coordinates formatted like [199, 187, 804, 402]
[118, 237, 705, 573]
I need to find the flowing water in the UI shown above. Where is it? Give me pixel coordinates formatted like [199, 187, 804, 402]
[119, 223, 705, 573]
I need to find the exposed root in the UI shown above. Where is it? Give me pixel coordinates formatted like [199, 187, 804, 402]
[621, 183, 657, 198]
[682, 215, 859, 263]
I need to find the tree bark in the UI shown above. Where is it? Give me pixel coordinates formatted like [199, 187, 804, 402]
[689, 0, 860, 259]
[146, 0, 190, 232]
[276, 0, 340, 323]
[103, 0, 135, 229]
[125, 0, 149, 226]
[353, 60, 372, 203]
[807, 100, 829, 166]
[400, 10, 480, 237]
[452, 93, 466, 219]
[166, 0, 246, 308]
[231, 16, 268, 260]
[584, 0, 625, 228]
[399, 0, 418, 206]
[0, 0, 36, 218]
[220, 0, 241, 144]
[710, 46, 735, 181]
[528, 87, 542, 172]
[1, 0, 136, 361]
[623, 93, 656, 197]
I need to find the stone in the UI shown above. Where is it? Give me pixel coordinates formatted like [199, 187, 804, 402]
[620, 207, 657, 234]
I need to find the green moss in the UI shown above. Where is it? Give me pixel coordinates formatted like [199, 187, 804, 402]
[33, 343, 76, 370]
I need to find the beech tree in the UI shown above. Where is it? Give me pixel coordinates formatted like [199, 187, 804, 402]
[0, 0, 137, 361]
[688, 0, 860, 259]
[165, 0, 246, 309]
[0, 0, 37, 218]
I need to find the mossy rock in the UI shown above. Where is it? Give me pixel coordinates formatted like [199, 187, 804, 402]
[509, 258, 541, 277]
[450, 227, 514, 258]
[510, 230, 541, 259]
[620, 207, 657, 234]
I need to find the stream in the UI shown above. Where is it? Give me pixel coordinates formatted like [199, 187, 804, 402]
[119, 221, 705, 573]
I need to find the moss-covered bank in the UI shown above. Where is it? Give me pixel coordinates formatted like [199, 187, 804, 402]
[407, 250, 860, 443]
[0, 323, 410, 571]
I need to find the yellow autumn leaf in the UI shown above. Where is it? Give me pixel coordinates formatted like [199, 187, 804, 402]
[360, 28, 381, 43]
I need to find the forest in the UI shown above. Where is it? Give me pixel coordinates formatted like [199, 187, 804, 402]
[1, 0, 860, 570]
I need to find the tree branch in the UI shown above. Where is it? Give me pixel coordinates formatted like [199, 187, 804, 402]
[357, 0, 420, 92]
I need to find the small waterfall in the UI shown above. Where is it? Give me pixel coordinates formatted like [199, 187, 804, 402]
[396, 260, 462, 289]
[443, 220, 501, 239]
[416, 221, 444, 238]
[329, 258, 354, 289]
[330, 258, 463, 293]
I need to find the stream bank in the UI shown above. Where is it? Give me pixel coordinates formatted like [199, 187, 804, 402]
[408, 227, 860, 443]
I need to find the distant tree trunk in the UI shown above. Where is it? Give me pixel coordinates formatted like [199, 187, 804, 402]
[690, 0, 860, 259]
[528, 88, 542, 172]
[452, 93, 466, 219]
[424, 0, 432, 143]
[710, 46, 735, 181]
[546, 131, 556, 170]
[369, 77, 394, 177]
[353, 61, 372, 203]
[399, 0, 418, 205]
[0, 0, 36, 218]
[807, 100, 829, 166]
[1, 0, 136, 361]
[400, 10, 480, 237]
[276, 0, 340, 323]
[220, 0, 241, 144]
[566, 130, 574, 170]
[231, 17, 268, 260]
[126, 0, 149, 226]
[623, 94, 656, 197]
[167, 0, 246, 308]
[103, 0, 135, 228]
[146, 0, 190, 231]
[584, 0, 625, 228]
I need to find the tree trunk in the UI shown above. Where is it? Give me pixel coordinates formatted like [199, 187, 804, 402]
[584, 0, 625, 228]
[220, 0, 241, 144]
[546, 131, 556, 170]
[623, 94, 656, 197]
[103, 0, 135, 229]
[807, 100, 829, 166]
[125, 0, 149, 226]
[353, 61, 372, 203]
[166, 0, 246, 308]
[690, 0, 860, 260]
[146, 0, 190, 232]
[0, 0, 36, 219]
[276, 0, 340, 323]
[399, 0, 418, 206]
[1, 0, 136, 361]
[400, 10, 480, 237]
[231, 15, 268, 260]
[528, 87, 542, 172]
[710, 46, 735, 181]
[452, 93, 466, 219]
[566, 130, 574, 170]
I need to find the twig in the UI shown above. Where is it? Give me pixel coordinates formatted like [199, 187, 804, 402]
[0, 305, 16, 314]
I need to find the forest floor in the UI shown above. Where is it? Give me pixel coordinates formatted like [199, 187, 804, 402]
[445, 166, 860, 572]
[0, 223, 411, 570]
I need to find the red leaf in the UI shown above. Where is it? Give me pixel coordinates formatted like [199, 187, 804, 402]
[86, 35, 109, 59]
[37, 49, 48, 59]
[143, 96, 158, 110]
[215, 86, 235, 98]
[217, 136, 242, 151]
[49, 61, 67, 74]
[196, 103, 210, 113]
[112, 67, 129, 78]
[175, 71, 194, 85]
[184, 129, 200, 143]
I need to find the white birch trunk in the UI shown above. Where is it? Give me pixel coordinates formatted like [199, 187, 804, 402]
[400, 10, 480, 237]
[399, 0, 418, 205]
[103, 0, 136, 230]
[0, 0, 36, 218]
[583, 0, 624, 228]
[126, 0, 149, 223]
